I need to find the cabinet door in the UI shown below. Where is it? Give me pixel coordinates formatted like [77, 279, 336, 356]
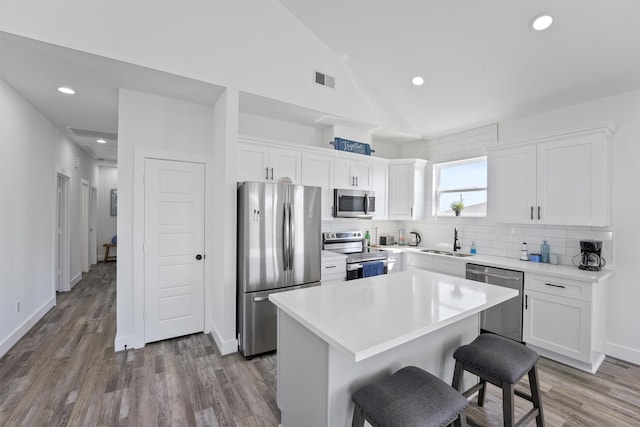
[432, 257, 466, 277]
[270, 147, 302, 184]
[334, 157, 373, 189]
[388, 164, 415, 219]
[302, 152, 335, 220]
[403, 253, 434, 271]
[237, 142, 270, 182]
[537, 135, 607, 226]
[372, 162, 388, 218]
[523, 290, 591, 362]
[351, 159, 373, 189]
[489, 145, 537, 223]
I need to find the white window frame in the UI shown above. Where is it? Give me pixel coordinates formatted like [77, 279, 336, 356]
[433, 156, 487, 217]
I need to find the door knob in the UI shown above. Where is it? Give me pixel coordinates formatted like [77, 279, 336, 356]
[195, 254, 203, 260]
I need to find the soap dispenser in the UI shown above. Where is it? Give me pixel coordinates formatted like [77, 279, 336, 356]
[520, 242, 530, 261]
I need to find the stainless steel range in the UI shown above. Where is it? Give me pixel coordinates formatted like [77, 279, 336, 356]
[322, 231, 388, 280]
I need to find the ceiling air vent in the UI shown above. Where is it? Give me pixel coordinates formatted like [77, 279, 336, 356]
[314, 70, 335, 89]
[68, 128, 118, 141]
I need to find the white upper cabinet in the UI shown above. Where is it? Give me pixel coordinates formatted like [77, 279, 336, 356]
[489, 145, 537, 223]
[489, 123, 613, 226]
[237, 140, 302, 183]
[371, 161, 388, 219]
[302, 152, 335, 221]
[388, 159, 427, 220]
[334, 155, 373, 190]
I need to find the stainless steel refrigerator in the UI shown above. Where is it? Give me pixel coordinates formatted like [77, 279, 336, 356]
[237, 181, 321, 357]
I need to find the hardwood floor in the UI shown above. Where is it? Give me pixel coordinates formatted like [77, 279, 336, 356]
[1, 262, 639, 426]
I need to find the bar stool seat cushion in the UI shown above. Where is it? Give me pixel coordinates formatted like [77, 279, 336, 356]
[352, 366, 468, 427]
[453, 333, 538, 384]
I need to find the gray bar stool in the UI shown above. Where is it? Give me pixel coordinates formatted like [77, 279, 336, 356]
[352, 366, 469, 427]
[451, 333, 544, 427]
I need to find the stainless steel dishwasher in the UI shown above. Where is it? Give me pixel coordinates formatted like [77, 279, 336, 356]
[466, 263, 524, 341]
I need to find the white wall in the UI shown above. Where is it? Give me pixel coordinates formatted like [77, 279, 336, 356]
[0, 77, 99, 357]
[115, 89, 217, 351]
[98, 166, 118, 260]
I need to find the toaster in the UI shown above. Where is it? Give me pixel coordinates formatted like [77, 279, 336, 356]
[379, 235, 395, 246]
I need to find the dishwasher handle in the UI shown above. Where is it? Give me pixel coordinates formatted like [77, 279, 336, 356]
[467, 268, 522, 281]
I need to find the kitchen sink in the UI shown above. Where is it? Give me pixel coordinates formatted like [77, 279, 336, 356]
[420, 249, 473, 257]
[421, 249, 451, 255]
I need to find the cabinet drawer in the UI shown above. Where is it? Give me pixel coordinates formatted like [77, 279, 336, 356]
[525, 274, 593, 301]
[322, 263, 345, 280]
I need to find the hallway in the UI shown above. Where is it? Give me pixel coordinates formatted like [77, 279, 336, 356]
[0, 263, 279, 426]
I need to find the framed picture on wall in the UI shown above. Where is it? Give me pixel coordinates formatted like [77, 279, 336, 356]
[110, 189, 117, 216]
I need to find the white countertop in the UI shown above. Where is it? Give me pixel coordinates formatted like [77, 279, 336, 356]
[269, 269, 518, 362]
[377, 245, 613, 283]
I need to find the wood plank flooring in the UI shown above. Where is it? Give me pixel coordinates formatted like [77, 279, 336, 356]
[1, 262, 639, 426]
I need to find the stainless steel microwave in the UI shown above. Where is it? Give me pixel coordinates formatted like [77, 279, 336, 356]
[333, 189, 375, 218]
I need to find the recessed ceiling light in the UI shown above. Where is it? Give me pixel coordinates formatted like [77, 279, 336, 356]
[531, 14, 554, 31]
[57, 86, 76, 95]
[96, 139, 106, 144]
[412, 76, 424, 86]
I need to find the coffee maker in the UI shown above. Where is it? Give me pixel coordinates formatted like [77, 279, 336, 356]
[578, 240, 605, 271]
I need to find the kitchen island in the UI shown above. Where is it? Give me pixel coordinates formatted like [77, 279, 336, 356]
[269, 269, 518, 427]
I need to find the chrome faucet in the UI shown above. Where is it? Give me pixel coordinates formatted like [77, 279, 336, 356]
[453, 228, 461, 252]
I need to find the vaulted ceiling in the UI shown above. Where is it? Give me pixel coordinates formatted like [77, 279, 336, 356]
[279, 0, 640, 137]
[1, 1, 638, 163]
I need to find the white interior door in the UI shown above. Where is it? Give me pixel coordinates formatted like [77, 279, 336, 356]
[89, 186, 98, 265]
[56, 174, 71, 292]
[81, 180, 90, 273]
[144, 158, 205, 343]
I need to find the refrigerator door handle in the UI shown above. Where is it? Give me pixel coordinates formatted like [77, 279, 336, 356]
[283, 201, 290, 271]
[288, 202, 294, 271]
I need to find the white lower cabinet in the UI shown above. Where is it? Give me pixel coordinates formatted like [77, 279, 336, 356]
[386, 249, 403, 273]
[403, 252, 434, 271]
[523, 273, 606, 373]
[402, 252, 465, 277]
[321, 252, 346, 284]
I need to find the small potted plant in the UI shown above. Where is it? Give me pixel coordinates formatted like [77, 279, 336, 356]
[450, 195, 464, 216]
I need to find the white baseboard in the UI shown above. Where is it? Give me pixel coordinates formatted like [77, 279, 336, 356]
[209, 321, 237, 355]
[114, 334, 135, 352]
[70, 272, 82, 288]
[606, 342, 640, 365]
[0, 296, 56, 358]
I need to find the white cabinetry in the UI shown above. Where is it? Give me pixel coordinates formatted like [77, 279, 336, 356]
[523, 273, 606, 373]
[489, 123, 613, 226]
[334, 155, 373, 189]
[321, 251, 347, 284]
[237, 140, 302, 183]
[302, 152, 335, 220]
[386, 248, 403, 274]
[403, 251, 466, 277]
[372, 161, 388, 218]
[403, 252, 434, 271]
[388, 159, 427, 220]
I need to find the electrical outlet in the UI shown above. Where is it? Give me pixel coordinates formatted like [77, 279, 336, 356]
[16, 301, 20, 314]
